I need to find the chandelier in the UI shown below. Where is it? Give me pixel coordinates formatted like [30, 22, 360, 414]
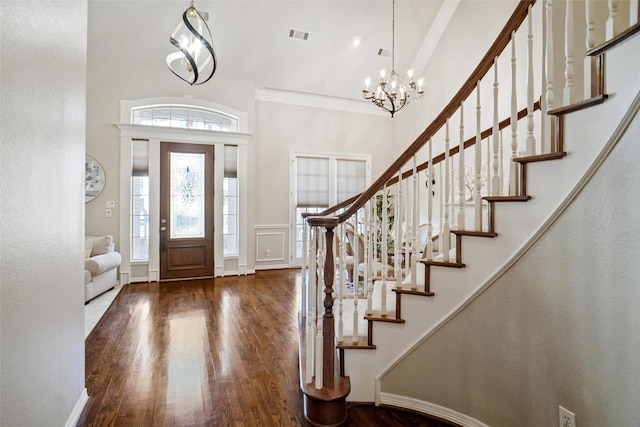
[166, 1, 217, 86]
[362, 0, 424, 117]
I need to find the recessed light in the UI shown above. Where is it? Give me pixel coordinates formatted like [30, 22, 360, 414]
[352, 36, 361, 47]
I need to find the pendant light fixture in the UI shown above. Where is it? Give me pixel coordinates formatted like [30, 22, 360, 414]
[362, 0, 424, 117]
[166, 1, 217, 86]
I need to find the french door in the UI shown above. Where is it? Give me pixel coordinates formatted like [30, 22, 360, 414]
[160, 142, 214, 280]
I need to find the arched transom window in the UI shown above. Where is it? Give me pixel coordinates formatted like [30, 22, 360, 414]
[131, 104, 239, 132]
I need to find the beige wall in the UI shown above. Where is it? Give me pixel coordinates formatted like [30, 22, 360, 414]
[0, 1, 87, 425]
[254, 101, 394, 226]
[86, 2, 400, 271]
[381, 108, 640, 426]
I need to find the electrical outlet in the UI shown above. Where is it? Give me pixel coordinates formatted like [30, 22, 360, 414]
[265, 249, 270, 257]
[105, 209, 112, 218]
[559, 406, 576, 427]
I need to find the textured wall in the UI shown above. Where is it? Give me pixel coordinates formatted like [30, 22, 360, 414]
[380, 106, 640, 425]
[0, 1, 87, 425]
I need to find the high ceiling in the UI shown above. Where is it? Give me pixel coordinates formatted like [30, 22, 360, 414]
[89, 0, 450, 101]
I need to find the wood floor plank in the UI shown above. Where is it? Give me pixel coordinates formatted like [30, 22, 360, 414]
[78, 269, 456, 427]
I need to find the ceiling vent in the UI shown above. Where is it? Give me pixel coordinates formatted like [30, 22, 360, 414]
[288, 28, 309, 41]
[377, 48, 391, 57]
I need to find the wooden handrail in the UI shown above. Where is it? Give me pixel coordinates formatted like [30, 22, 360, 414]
[387, 100, 541, 186]
[586, 22, 640, 57]
[314, 100, 541, 219]
[332, 0, 536, 224]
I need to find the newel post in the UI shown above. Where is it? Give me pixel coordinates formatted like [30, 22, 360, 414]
[307, 215, 339, 387]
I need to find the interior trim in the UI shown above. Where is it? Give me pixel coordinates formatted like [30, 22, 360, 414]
[379, 392, 489, 427]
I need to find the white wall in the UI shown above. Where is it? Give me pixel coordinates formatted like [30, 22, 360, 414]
[380, 99, 640, 426]
[0, 1, 88, 425]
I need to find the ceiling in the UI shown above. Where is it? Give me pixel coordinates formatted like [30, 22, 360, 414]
[89, 0, 451, 102]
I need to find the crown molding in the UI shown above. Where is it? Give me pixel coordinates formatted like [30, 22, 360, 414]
[255, 88, 388, 116]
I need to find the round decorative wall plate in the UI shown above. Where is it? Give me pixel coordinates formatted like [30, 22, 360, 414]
[85, 156, 105, 203]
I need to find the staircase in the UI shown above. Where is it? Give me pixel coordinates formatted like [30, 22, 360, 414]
[298, 1, 640, 425]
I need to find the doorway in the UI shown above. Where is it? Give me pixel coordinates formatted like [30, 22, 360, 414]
[160, 142, 215, 280]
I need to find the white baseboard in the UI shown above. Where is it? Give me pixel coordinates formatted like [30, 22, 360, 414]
[64, 388, 89, 427]
[379, 392, 488, 427]
[255, 263, 290, 271]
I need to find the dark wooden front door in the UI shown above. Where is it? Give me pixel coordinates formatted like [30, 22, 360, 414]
[160, 142, 214, 280]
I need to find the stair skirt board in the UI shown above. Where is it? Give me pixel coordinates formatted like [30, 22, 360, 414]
[373, 90, 640, 391]
[378, 392, 489, 427]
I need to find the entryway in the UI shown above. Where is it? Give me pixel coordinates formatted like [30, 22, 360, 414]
[160, 142, 215, 280]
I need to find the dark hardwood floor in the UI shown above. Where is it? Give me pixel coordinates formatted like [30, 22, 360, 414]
[78, 269, 455, 426]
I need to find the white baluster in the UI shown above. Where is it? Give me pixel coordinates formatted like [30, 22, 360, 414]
[526, 4, 536, 155]
[381, 186, 388, 314]
[352, 219, 359, 344]
[393, 170, 404, 283]
[474, 83, 483, 231]
[426, 139, 434, 261]
[301, 219, 308, 317]
[510, 32, 519, 196]
[564, 0, 575, 105]
[606, 0, 621, 39]
[439, 162, 444, 242]
[394, 175, 402, 287]
[450, 145, 455, 230]
[546, 0, 556, 152]
[306, 226, 316, 384]
[411, 156, 419, 288]
[486, 136, 491, 195]
[443, 119, 451, 262]
[314, 230, 324, 389]
[458, 103, 466, 228]
[363, 208, 372, 316]
[499, 129, 504, 196]
[366, 204, 374, 314]
[492, 57, 500, 195]
[584, 0, 597, 98]
[338, 223, 345, 343]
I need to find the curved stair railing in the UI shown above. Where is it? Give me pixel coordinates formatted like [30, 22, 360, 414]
[298, 1, 640, 425]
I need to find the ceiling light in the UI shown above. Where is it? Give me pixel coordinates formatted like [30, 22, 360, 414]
[166, 1, 217, 85]
[362, 0, 424, 117]
[352, 36, 361, 47]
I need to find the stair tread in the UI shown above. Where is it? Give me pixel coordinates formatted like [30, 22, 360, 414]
[371, 275, 396, 281]
[393, 287, 435, 297]
[419, 260, 466, 268]
[365, 311, 405, 323]
[548, 94, 608, 115]
[514, 152, 567, 163]
[483, 195, 531, 202]
[337, 337, 376, 350]
[450, 229, 498, 237]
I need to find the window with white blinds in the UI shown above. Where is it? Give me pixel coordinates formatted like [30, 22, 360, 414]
[292, 153, 369, 262]
[336, 159, 367, 203]
[296, 157, 330, 208]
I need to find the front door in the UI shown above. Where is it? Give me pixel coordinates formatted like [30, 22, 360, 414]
[160, 142, 214, 280]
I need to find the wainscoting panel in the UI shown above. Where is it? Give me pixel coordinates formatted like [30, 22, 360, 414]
[255, 224, 289, 270]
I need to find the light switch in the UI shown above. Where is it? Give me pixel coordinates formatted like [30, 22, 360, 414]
[105, 209, 112, 218]
[106, 200, 116, 208]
